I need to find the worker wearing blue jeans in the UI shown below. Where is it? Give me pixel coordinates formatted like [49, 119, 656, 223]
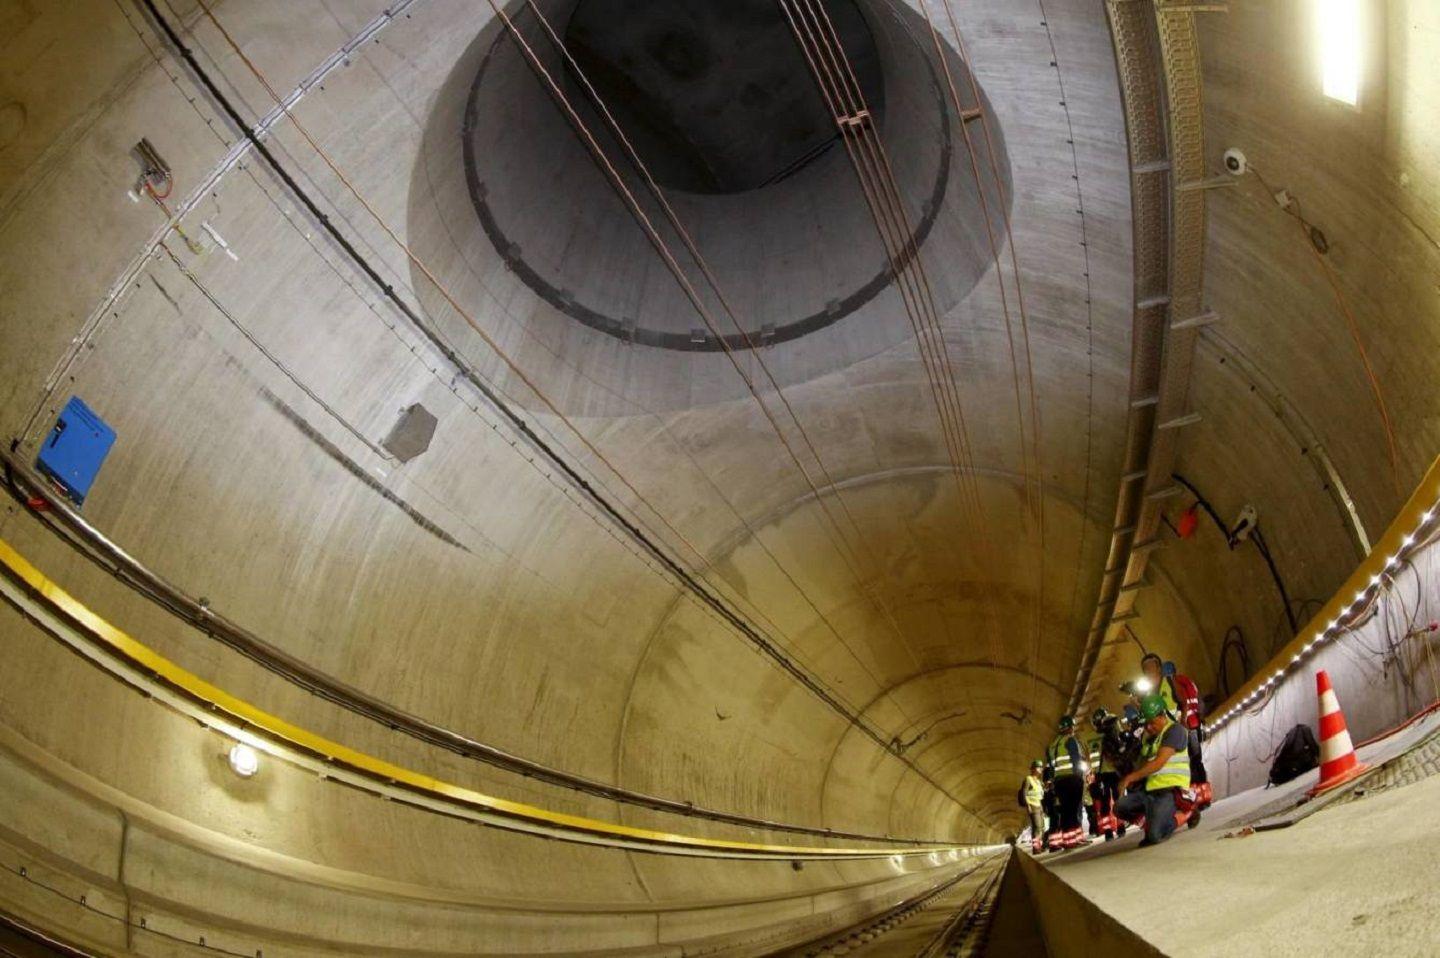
[1116, 693, 1192, 847]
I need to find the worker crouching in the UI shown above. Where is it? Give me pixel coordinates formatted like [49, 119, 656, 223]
[1115, 694, 1195, 847]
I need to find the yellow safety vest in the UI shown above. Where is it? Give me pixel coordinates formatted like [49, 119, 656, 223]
[1156, 677, 1179, 714]
[1142, 718, 1191, 791]
[1024, 775, 1045, 808]
[1085, 732, 1111, 774]
[1047, 733, 1081, 777]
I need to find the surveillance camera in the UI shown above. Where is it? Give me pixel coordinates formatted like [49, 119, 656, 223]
[1223, 148, 1248, 176]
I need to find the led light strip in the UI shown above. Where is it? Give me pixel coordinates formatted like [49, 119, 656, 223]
[1205, 455, 1440, 734]
[0, 538, 974, 861]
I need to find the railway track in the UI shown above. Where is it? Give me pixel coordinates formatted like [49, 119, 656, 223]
[779, 853, 1007, 957]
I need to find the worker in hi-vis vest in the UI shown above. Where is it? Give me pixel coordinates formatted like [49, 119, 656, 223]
[1087, 707, 1124, 840]
[1023, 760, 1046, 853]
[1045, 716, 1090, 850]
[1141, 652, 1210, 805]
[1115, 693, 1193, 847]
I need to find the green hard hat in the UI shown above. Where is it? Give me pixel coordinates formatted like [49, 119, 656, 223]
[1139, 694, 1168, 721]
[1030, 759, 1043, 769]
[1057, 715, 1075, 732]
[1091, 707, 1111, 726]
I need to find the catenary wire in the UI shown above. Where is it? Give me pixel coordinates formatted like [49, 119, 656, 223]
[132, 0, 1002, 824]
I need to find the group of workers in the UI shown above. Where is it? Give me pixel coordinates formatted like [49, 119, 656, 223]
[1020, 653, 1214, 853]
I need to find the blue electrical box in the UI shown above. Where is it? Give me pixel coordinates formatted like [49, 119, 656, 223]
[35, 397, 116, 507]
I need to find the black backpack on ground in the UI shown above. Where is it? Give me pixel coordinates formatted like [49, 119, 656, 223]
[1268, 724, 1320, 786]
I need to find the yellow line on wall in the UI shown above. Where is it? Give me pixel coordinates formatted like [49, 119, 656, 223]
[0, 537, 968, 859]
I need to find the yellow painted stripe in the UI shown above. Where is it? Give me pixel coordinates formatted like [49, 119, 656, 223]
[0, 537, 960, 857]
[1209, 455, 1440, 721]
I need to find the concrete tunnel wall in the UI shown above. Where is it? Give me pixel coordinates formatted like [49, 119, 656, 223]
[1202, 507, 1440, 799]
[1076, 0, 1440, 723]
[0, 0, 1438, 954]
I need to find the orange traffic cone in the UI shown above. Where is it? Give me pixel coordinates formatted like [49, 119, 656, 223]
[1309, 670, 1368, 796]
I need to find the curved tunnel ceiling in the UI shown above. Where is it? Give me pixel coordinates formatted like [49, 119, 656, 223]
[1, 0, 1437, 952]
[0, 0, 1130, 843]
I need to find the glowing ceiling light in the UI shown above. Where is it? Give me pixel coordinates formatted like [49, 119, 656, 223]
[1318, 0, 1362, 105]
[227, 742, 260, 778]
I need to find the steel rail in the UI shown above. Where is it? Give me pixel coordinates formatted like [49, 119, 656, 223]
[778, 852, 1004, 956]
[0, 535, 977, 860]
[0, 450, 959, 846]
[914, 856, 1005, 958]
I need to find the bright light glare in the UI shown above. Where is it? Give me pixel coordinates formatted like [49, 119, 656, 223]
[1318, 0, 1361, 105]
[228, 742, 260, 778]
[1134, 677, 1153, 694]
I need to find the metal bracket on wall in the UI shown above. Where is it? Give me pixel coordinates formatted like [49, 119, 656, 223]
[1069, 0, 1228, 716]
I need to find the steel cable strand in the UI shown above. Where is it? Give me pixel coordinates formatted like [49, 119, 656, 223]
[517, 0, 964, 687]
[170, 0, 885, 682]
[934, 0, 1051, 711]
[773, 0, 1007, 679]
[140, 0, 882, 741]
[174, 0, 998, 824]
[776, 0, 976, 508]
[777, 0, 1011, 674]
[138, 0, 949, 792]
[168, 0, 1008, 824]
[892, 0, 1046, 711]
[790, 0, 984, 514]
[471, 4, 952, 729]
[776, 0, 1018, 754]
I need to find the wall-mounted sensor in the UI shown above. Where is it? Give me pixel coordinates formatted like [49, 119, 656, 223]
[1223, 148, 1248, 176]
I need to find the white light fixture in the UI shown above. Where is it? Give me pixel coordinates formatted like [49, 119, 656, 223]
[1318, 0, 1362, 105]
[227, 742, 260, 778]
